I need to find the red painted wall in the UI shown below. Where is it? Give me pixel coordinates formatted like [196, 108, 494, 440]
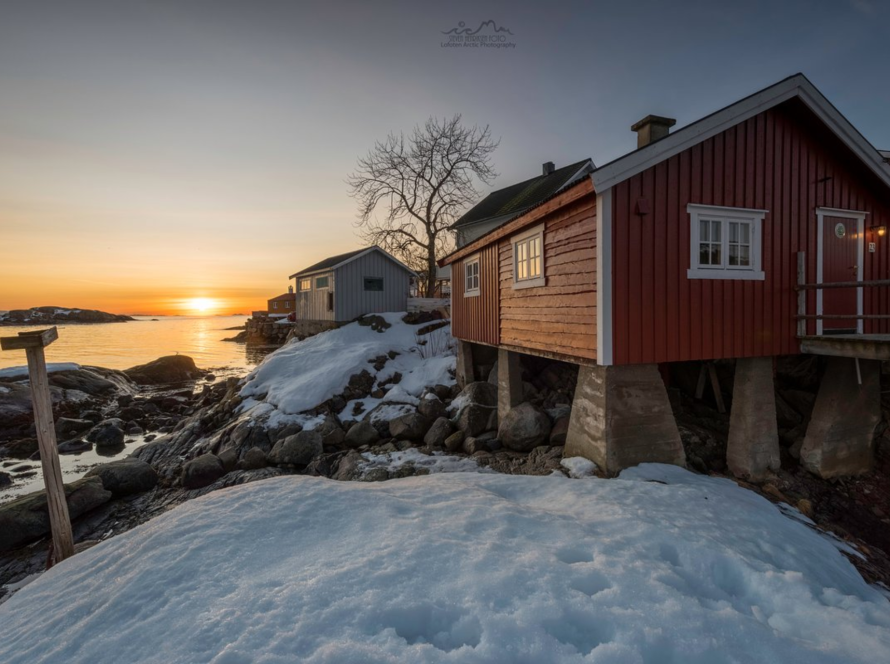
[612, 99, 890, 365]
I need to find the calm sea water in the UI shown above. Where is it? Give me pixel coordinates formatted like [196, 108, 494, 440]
[0, 316, 273, 373]
[0, 316, 280, 504]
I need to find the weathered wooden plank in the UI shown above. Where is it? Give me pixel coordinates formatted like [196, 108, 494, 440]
[0, 326, 59, 351]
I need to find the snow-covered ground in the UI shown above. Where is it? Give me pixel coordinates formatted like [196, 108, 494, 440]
[239, 312, 455, 427]
[1, 465, 887, 663]
[0, 362, 81, 379]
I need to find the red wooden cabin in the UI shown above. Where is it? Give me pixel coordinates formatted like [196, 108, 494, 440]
[441, 74, 890, 479]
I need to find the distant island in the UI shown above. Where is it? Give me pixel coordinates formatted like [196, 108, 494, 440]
[0, 307, 134, 326]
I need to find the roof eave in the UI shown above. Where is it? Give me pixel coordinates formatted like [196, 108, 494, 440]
[591, 74, 890, 193]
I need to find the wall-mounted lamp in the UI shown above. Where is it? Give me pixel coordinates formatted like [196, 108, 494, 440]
[870, 225, 887, 237]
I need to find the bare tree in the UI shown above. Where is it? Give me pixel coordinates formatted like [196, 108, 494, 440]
[347, 115, 499, 296]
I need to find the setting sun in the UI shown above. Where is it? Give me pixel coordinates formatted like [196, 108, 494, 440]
[185, 297, 218, 314]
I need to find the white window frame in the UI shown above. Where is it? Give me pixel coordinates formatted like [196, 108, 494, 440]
[272, 302, 278, 309]
[464, 254, 480, 297]
[687, 204, 767, 281]
[299, 278, 311, 292]
[512, 224, 546, 289]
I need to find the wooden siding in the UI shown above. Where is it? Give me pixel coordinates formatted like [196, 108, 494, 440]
[334, 251, 412, 321]
[498, 192, 597, 360]
[451, 245, 500, 346]
[294, 270, 335, 322]
[611, 99, 890, 365]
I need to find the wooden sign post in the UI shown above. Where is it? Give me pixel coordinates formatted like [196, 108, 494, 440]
[0, 326, 74, 563]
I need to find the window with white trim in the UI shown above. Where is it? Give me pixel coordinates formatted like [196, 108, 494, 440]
[315, 276, 329, 289]
[512, 224, 545, 289]
[299, 278, 311, 291]
[464, 255, 480, 297]
[687, 204, 766, 280]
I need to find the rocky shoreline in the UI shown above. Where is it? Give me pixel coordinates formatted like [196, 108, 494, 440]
[2, 316, 890, 601]
[0, 306, 134, 326]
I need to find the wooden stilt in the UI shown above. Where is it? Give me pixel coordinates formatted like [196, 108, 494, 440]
[1, 327, 74, 564]
[695, 361, 726, 414]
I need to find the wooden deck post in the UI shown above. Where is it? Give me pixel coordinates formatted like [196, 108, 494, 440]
[0, 327, 74, 563]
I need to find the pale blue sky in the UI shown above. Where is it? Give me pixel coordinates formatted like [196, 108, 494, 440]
[1, 0, 888, 311]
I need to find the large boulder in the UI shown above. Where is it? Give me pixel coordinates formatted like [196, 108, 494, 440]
[345, 421, 380, 448]
[55, 417, 95, 439]
[424, 417, 454, 448]
[418, 395, 446, 421]
[86, 419, 125, 448]
[238, 447, 268, 470]
[457, 404, 493, 438]
[86, 458, 158, 496]
[316, 415, 346, 447]
[269, 431, 322, 466]
[389, 413, 430, 441]
[181, 454, 225, 489]
[0, 477, 112, 551]
[124, 355, 202, 385]
[456, 381, 498, 408]
[498, 403, 552, 452]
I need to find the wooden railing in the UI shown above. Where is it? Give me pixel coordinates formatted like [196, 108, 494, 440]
[795, 251, 890, 336]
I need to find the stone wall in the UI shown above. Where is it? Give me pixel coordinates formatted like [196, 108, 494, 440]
[245, 318, 293, 345]
[285, 320, 340, 343]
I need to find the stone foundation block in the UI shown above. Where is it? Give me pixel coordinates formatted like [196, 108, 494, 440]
[727, 357, 780, 481]
[565, 363, 686, 475]
[497, 349, 523, 426]
[800, 357, 880, 479]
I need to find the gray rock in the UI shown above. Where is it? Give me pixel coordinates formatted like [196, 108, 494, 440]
[418, 395, 446, 421]
[333, 450, 363, 481]
[55, 417, 94, 439]
[444, 430, 465, 453]
[345, 420, 380, 448]
[487, 361, 499, 385]
[58, 439, 92, 454]
[549, 415, 570, 445]
[124, 355, 202, 385]
[498, 403, 553, 452]
[433, 384, 453, 401]
[463, 436, 489, 455]
[182, 454, 225, 489]
[218, 448, 238, 473]
[0, 471, 10, 488]
[457, 381, 498, 408]
[424, 417, 454, 448]
[457, 404, 494, 438]
[316, 414, 346, 447]
[362, 467, 390, 482]
[87, 419, 126, 448]
[389, 413, 430, 441]
[269, 431, 322, 466]
[86, 458, 158, 496]
[0, 476, 112, 551]
[238, 446, 268, 470]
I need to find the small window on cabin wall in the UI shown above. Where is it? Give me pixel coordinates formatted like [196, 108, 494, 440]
[512, 224, 545, 289]
[464, 255, 481, 297]
[364, 277, 384, 291]
[327, 292, 334, 312]
[272, 302, 278, 309]
[299, 278, 311, 291]
[687, 204, 766, 281]
[315, 276, 330, 289]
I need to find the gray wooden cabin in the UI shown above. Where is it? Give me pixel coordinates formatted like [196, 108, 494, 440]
[289, 247, 416, 322]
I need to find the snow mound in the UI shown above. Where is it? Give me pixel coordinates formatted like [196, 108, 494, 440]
[0, 362, 81, 380]
[239, 313, 454, 417]
[560, 456, 598, 478]
[1, 467, 888, 663]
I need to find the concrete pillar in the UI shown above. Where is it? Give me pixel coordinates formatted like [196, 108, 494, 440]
[726, 357, 780, 481]
[565, 363, 686, 475]
[456, 340, 475, 389]
[497, 349, 523, 425]
[800, 357, 880, 479]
